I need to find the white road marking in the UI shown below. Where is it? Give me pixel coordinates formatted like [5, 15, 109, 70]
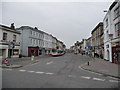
[28, 71, 35, 73]
[93, 78, 105, 81]
[45, 72, 54, 75]
[80, 76, 91, 79]
[19, 70, 26, 72]
[46, 61, 53, 65]
[35, 72, 44, 74]
[109, 80, 119, 83]
[68, 75, 76, 78]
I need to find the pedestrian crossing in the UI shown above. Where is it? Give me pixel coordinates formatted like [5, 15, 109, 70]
[68, 74, 120, 83]
[18, 69, 54, 75]
[2, 68, 120, 83]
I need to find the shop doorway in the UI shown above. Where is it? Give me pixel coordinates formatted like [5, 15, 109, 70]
[107, 50, 110, 61]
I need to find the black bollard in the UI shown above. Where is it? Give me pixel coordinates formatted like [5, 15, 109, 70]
[88, 62, 89, 66]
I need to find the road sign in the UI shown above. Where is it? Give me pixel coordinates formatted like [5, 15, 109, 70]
[8, 42, 15, 49]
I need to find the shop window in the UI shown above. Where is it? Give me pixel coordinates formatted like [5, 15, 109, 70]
[13, 49, 19, 55]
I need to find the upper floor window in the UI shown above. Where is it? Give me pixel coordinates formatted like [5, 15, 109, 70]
[30, 31, 32, 35]
[114, 7, 119, 19]
[13, 35, 16, 42]
[3, 32, 7, 41]
[115, 22, 120, 37]
[33, 31, 35, 36]
[106, 18, 108, 28]
[36, 32, 38, 37]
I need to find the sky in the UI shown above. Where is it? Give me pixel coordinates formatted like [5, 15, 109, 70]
[1, 0, 113, 48]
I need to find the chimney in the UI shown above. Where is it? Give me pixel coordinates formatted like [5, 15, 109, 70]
[35, 27, 38, 30]
[10, 23, 15, 30]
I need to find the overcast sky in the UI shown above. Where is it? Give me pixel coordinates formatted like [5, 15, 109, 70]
[1, 1, 113, 48]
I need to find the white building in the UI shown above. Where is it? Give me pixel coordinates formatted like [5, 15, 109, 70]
[52, 36, 57, 52]
[0, 24, 21, 59]
[104, 1, 120, 63]
[43, 32, 52, 55]
[16, 26, 44, 57]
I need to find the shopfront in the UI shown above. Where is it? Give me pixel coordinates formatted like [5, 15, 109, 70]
[112, 42, 120, 64]
[28, 47, 39, 57]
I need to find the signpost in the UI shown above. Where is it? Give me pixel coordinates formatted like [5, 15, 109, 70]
[8, 41, 15, 65]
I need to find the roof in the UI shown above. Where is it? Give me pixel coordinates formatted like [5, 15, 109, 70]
[17, 26, 44, 33]
[0, 24, 21, 34]
[91, 22, 103, 34]
[109, 0, 118, 11]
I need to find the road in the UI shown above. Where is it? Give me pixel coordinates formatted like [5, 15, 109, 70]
[2, 53, 119, 88]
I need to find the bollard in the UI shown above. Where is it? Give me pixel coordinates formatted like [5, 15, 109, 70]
[87, 62, 89, 66]
[31, 55, 35, 61]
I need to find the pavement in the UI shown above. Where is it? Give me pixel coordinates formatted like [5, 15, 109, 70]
[0, 55, 51, 68]
[80, 56, 120, 79]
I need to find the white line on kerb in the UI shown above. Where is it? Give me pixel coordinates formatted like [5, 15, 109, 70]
[93, 78, 105, 81]
[35, 72, 44, 74]
[80, 76, 91, 79]
[28, 71, 35, 73]
[109, 80, 119, 83]
[19, 70, 26, 72]
[45, 73, 54, 75]
[46, 61, 53, 65]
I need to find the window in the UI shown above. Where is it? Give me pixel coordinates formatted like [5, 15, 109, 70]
[34, 39, 35, 45]
[114, 7, 119, 19]
[34, 32, 35, 36]
[30, 39, 32, 44]
[30, 31, 32, 35]
[36, 40, 38, 45]
[3, 32, 7, 41]
[36, 32, 38, 37]
[13, 35, 16, 42]
[115, 22, 120, 37]
[106, 18, 108, 28]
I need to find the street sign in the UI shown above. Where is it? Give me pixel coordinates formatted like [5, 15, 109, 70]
[8, 42, 15, 49]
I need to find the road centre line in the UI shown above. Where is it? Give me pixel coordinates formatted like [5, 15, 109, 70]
[93, 78, 105, 81]
[19, 70, 26, 72]
[28, 71, 35, 73]
[35, 72, 45, 74]
[46, 61, 53, 65]
[80, 76, 91, 79]
[45, 72, 54, 75]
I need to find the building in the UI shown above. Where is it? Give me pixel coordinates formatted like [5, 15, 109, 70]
[51, 36, 57, 52]
[16, 26, 44, 57]
[0, 23, 21, 59]
[86, 37, 93, 56]
[103, 0, 120, 63]
[91, 22, 104, 58]
[43, 33, 52, 55]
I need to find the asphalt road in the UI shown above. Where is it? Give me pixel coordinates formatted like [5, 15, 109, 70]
[2, 53, 119, 88]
